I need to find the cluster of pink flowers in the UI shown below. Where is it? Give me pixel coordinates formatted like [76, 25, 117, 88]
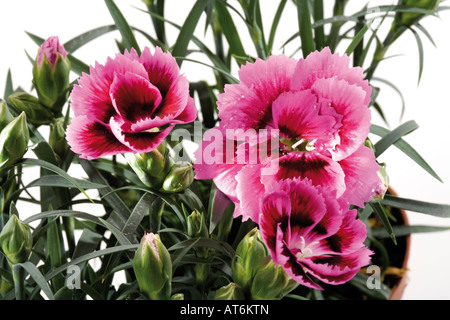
[194, 47, 382, 289]
[66, 43, 381, 290]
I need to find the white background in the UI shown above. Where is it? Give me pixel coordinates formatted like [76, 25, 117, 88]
[0, 0, 449, 300]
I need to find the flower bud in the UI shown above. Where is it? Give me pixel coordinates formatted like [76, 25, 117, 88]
[215, 282, 246, 300]
[161, 161, 194, 193]
[49, 117, 69, 159]
[32, 36, 70, 113]
[133, 233, 172, 300]
[0, 112, 30, 170]
[372, 162, 389, 200]
[231, 228, 268, 291]
[250, 257, 298, 300]
[0, 215, 33, 265]
[0, 100, 14, 131]
[393, 0, 439, 29]
[125, 142, 172, 189]
[8, 92, 54, 126]
[187, 209, 208, 239]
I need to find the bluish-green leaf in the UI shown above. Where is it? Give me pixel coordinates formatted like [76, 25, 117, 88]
[297, 0, 316, 57]
[381, 194, 450, 218]
[370, 201, 397, 245]
[16, 262, 55, 300]
[64, 25, 117, 53]
[214, 0, 247, 65]
[171, 0, 209, 66]
[104, 0, 141, 54]
[370, 124, 442, 182]
[373, 120, 418, 158]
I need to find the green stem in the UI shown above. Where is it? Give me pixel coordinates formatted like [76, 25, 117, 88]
[12, 264, 25, 300]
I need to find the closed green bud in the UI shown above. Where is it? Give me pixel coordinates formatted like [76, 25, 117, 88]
[231, 228, 268, 291]
[215, 282, 246, 300]
[0, 112, 29, 170]
[161, 161, 194, 193]
[133, 233, 172, 300]
[250, 257, 298, 300]
[32, 36, 70, 113]
[0, 215, 33, 265]
[0, 100, 14, 131]
[8, 92, 54, 126]
[49, 117, 69, 159]
[125, 142, 172, 189]
[187, 209, 208, 238]
[393, 0, 440, 28]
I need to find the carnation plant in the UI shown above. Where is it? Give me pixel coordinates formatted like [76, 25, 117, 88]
[0, 0, 449, 301]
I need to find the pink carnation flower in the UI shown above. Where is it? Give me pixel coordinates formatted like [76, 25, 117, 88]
[259, 178, 373, 290]
[66, 47, 197, 160]
[194, 47, 381, 222]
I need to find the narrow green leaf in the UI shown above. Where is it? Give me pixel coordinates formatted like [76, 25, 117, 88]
[372, 224, 450, 239]
[99, 218, 133, 246]
[78, 158, 131, 226]
[297, 0, 316, 57]
[171, 0, 209, 66]
[122, 193, 154, 242]
[370, 124, 442, 182]
[214, 0, 247, 65]
[16, 262, 55, 300]
[381, 194, 450, 218]
[409, 27, 424, 85]
[64, 25, 117, 53]
[44, 244, 139, 283]
[104, 0, 141, 54]
[370, 201, 397, 245]
[371, 77, 406, 120]
[27, 175, 106, 190]
[267, 0, 287, 53]
[313, 0, 325, 49]
[345, 18, 374, 56]
[24, 209, 104, 226]
[72, 228, 103, 261]
[373, 120, 418, 158]
[19, 158, 93, 202]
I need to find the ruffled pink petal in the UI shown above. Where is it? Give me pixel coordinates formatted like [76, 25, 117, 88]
[338, 145, 381, 208]
[272, 90, 340, 152]
[301, 247, 373, 285]
[260, 192, 291, 259]
[263, 151, 346, 198]
[66, 116, 133, 160]
[217, 54, 297, 131]
[323, 209, 369, 255]
[311, 77, 371, 161]
[172, 96, 197, 123]
[71, 54, 149, 123]
[138, 46, 181, 95]
[109, 72, 162, 125]
[236, 164, 266, 222]
[153, 74, 190, 119]
[291, 47, 372, 107]
[109, 117, 173, 153]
